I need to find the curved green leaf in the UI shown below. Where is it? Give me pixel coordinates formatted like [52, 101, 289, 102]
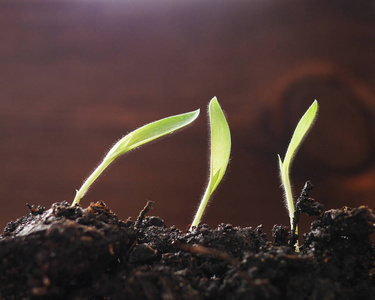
[279, 100, 318, 230]
[72, 108, 200, 206]
[190, 97, 231, 230]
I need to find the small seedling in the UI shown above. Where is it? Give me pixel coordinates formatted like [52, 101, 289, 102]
[278, 100, 318, 233]
[190, 97, 231, 231]
[72, 109, 200, 206]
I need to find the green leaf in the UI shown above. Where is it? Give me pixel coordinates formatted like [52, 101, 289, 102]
[283, 100, 318, 166]
[278, 100, 318, 230]
[72, 108, 200, 206]
[190, 97, 231, 230]
[105, 110, 200, 161]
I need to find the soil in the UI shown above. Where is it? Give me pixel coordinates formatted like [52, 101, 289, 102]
[1, 182, 375, 300]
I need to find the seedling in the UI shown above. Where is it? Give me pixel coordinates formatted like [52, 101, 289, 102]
[190, 97, 231, 231]
[278, 100, 318, 232]
[72, 109, 200, 206]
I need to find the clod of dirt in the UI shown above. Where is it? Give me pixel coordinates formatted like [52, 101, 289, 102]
[0, 201, 136, 299]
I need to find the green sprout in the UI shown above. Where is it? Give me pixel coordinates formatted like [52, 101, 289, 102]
[190, 97, 231, 231]
[72, 109, 200, 206]
[278, 100, 318, 232]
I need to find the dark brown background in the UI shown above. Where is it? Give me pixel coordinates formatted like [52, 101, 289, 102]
[1, 0, 375, 237]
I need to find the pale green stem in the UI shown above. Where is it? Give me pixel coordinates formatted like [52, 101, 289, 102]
[281, 165, 299, 238]
[190, 181, 211, 230]
[282, 171, 294, 230]
[72, 158, 114, 206]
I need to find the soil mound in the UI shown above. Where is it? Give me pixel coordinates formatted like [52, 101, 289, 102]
[1, 197, 374, 299]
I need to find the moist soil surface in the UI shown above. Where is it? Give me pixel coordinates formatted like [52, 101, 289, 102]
[1, 183, 375, 300]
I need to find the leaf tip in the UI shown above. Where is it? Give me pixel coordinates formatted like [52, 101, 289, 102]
[277, 154, 283, 166]
[210, 96, 219, 106]
[192, 108, 201, 119]
[311, 99, 319, 114]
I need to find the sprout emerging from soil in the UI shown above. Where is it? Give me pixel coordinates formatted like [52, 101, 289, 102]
[278, 100, 318, 231]
[190, 97, 231, 231]
[72, 109, 200, 206]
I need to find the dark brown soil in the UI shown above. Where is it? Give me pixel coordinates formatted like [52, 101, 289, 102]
[1, 184, 375, 299]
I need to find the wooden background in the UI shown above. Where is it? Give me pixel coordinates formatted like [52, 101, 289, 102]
[1, 0, 375, 237]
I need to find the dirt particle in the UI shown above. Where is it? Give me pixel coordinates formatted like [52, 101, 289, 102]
[108, 243, 115, 255]
[42, 276, 51, 287]
[31, 287, 47, 296]
[81, 236, 93, 242]
[129, 243, 157, 263]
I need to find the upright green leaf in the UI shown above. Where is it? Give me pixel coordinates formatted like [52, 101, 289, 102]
[190, 97, 231, 230]
[72, 109, 200, 206]
[278, 100, 318, 230]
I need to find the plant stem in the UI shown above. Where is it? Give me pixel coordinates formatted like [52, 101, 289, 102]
[280, 161, 299, 240]
[190, 182, 211, 230]
[72, 158, 114, 206]
[282, 169, 294, 230]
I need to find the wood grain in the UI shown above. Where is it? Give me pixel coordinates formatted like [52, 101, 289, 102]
[1, 0, 375, 236]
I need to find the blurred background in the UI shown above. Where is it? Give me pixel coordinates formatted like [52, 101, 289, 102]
[1, 0, 375, 237]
